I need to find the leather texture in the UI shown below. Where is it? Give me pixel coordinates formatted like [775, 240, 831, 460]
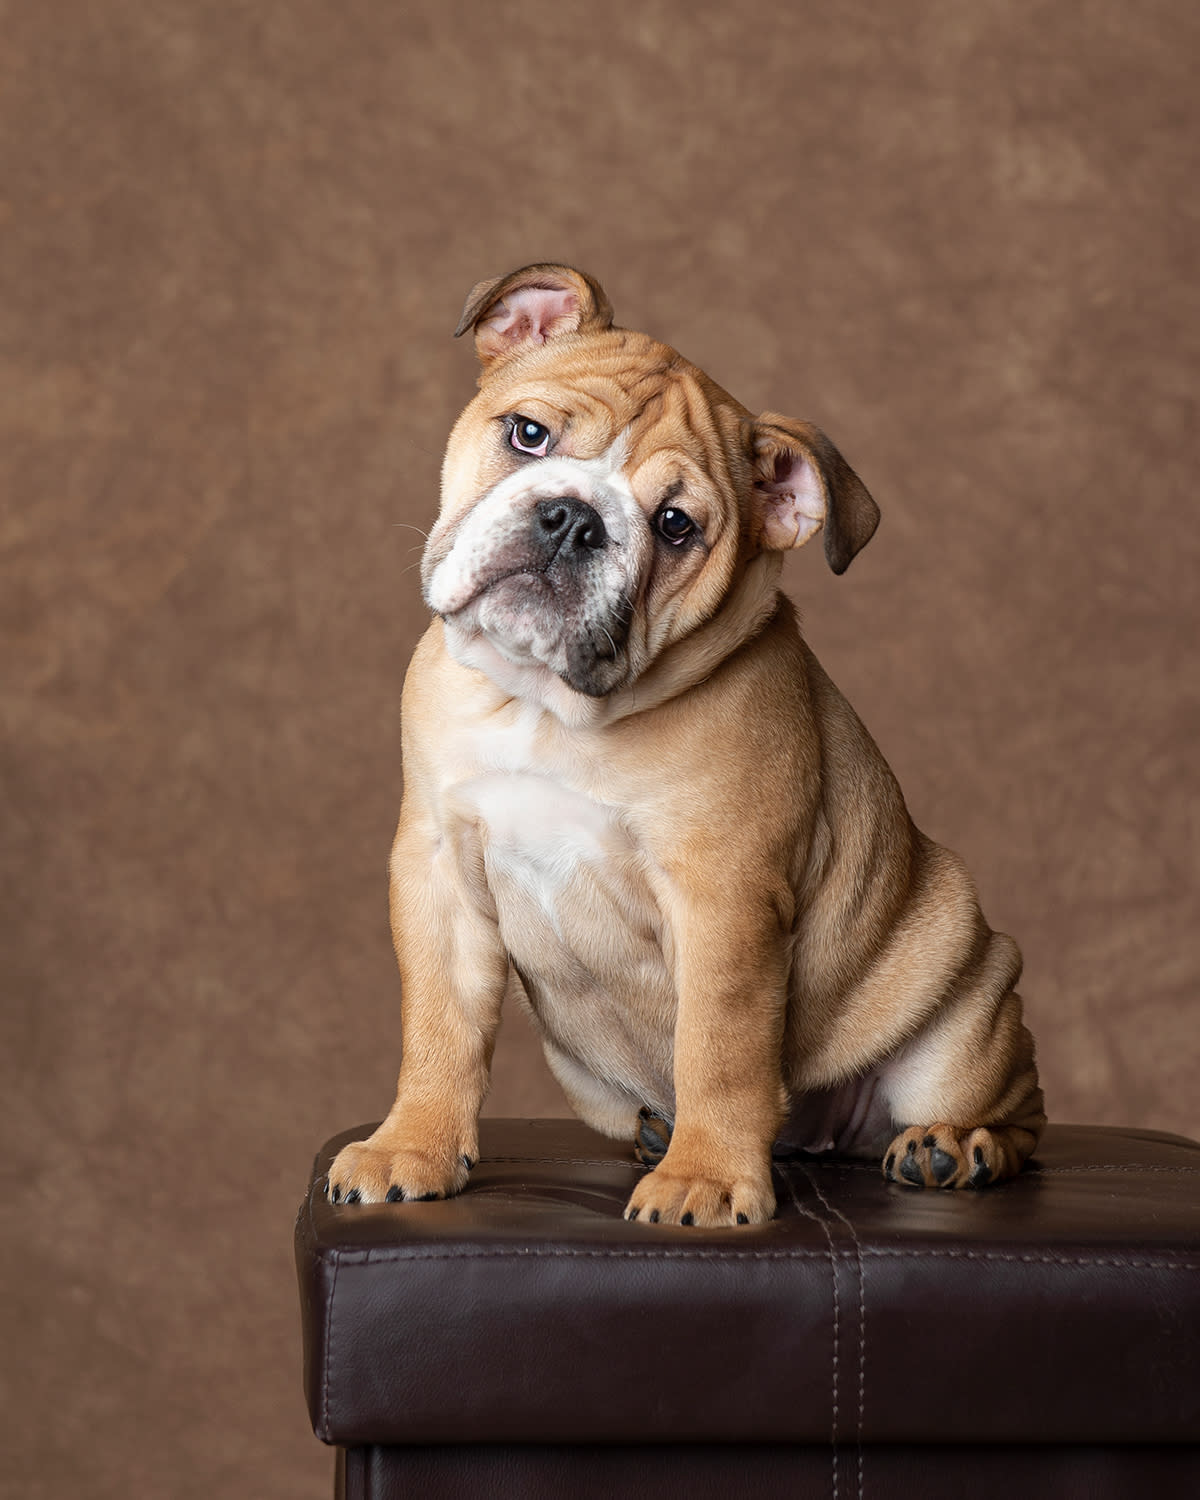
[296, 1119, 1200, 1449]
[336, 1443, 1200, 1500]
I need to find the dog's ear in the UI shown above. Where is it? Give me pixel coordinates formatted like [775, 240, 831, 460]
[454, 264, 615, 365]
[750, 414, 880, 574]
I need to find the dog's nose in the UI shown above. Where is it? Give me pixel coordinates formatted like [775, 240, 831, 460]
[534, 497, 608, 554]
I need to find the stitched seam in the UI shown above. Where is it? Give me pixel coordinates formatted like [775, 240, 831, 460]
[310, 1239, 1198, 1270]
[859, 1250, 1199, 1268]
[776, 1165, 838, 1499]
[321, 1249, 340, 1442]
[1022, 1164, 1200, 1174]
[312, 1239, 828, 1264]
[775, 1160, 1200, 1175]
[803, 1162, 867, 1500]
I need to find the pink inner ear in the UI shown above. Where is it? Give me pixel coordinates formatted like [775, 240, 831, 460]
[757, 450, 826, 551]
[479, 285, 581, 351]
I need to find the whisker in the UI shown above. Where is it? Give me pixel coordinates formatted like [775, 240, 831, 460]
[597, 624, 622, 664]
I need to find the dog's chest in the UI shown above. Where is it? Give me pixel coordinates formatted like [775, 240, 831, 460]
[445, 710, 671, 1032]
[462, 766, 635, 914]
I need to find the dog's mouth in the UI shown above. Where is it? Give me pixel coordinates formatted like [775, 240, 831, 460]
[443, 566, 632, 698]
[444, 564, 548, 618]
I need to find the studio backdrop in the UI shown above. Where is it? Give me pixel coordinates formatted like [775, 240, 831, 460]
[4, 4, 1197, 1497]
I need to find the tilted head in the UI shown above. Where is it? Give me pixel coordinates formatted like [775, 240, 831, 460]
[422, 264, 879, 722]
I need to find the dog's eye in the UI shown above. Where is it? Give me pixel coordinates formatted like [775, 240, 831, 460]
[510, 418, 551, 457]
[655, 506, 696, 545]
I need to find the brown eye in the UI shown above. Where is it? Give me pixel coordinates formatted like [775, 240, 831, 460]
[510, 418, 550, 456]
[655, 506, 695, 545]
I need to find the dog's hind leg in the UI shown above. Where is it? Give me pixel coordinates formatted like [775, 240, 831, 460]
[878, 934, 1046, 1189]
[882, 1117, 1039, 1188]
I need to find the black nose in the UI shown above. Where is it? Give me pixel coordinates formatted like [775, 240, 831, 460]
[534, 497, 608, 554]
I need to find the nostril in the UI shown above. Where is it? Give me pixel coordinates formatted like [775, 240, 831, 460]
[577, 519, 605, 550]
[538, 502, 570, 534]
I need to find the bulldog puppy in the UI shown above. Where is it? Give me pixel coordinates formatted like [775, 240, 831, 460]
[328, 264, 1045, 1226]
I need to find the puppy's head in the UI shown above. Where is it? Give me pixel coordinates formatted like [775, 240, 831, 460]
[422, 264, 878, 715]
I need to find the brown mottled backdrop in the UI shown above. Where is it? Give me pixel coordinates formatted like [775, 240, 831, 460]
[3, 2, 1197, 1495]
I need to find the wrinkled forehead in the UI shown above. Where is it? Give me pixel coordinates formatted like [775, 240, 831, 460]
[474, 329, 752, 494]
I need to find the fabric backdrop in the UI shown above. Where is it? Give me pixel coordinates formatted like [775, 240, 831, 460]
[4, 3, 1197, 1496]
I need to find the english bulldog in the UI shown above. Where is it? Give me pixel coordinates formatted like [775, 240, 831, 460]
[327, 263, 1044, 1226]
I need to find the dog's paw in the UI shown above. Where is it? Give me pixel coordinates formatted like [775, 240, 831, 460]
[624, 1151, 774, 1227]
[326, 1137, 474, 1206]
[882, 1122, 1023, 1190]
[633, 1106, 673, 1167]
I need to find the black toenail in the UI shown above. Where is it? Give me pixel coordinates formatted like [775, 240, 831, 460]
[884, 1152, 897, 1179]
[414, 1192, 438, 1202]
[462, 1155, 476, 1170]
[628, 1208, 639, 1221]
[968, 1163, 994, 1189]
[736, 1213, 749, 1225]
[385, 1185, 403, 1203]
[973, 1145, 984, 1164]
[922, 1134, 936, 1148]
[906, 1139, 918, 1154]
[344, 1189, 361, 1204]
[680, 1212, 694, 1226]
[648, 1210, 659, 1223]
[330, 1185, 342, 1203]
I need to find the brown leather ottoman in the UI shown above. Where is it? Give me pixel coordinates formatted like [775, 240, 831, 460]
[295, 1119, 1200, 1499]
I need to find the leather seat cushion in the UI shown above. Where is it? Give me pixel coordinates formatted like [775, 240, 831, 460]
[295, 1119, 1200, 1447]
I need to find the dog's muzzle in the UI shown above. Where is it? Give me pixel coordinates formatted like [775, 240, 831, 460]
[427, 485, 635, 699]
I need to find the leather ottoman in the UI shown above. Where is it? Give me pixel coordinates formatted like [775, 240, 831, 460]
[296, 1118, 1200, 1498]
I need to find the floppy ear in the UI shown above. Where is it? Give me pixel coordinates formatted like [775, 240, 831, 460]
[453, 263, 615, 365]
[751, 414, 880, 574]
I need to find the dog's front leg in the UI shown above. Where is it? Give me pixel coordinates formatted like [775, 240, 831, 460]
[624, 892, 789, 1227]
[326, 807, 508, 1206]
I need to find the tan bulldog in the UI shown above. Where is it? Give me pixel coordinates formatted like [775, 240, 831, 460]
[327, 264, 1045, 1226]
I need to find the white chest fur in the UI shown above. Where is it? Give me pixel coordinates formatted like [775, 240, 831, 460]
[441, 705, 677, 1113]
